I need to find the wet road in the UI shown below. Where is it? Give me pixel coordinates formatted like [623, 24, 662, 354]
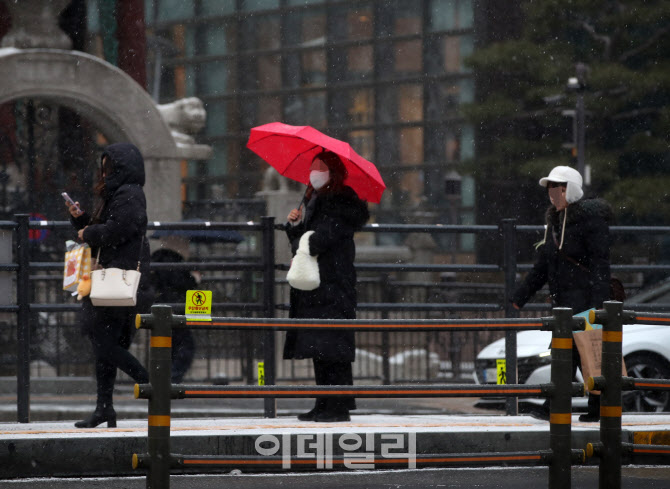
[2, 466, 670, 489]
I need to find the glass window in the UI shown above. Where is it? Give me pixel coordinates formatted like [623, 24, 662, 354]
[400, 169, 425, 208]
[348, 130, 375, 162]
[347, 7, 373, 40]
[198, 60, 233, 96]
[348, 89, 374, 125]
[241, 0, 279, 11]
[399, 128, 423, 165]
[197, 23, 237, 56]
[255, 95, 282, 125]
[284, 91, 326, 127]
[394, 2, 422, 35]
[256, 55, 282, 90]
[429, 0, 474, 31]
[395, 40, 422, 73]
[302, 50, 327, 86]
[460, 124, 474, 160]
[157, 0, 194, 21]
[204, 100, 236, 135]
[201, 1, 236, 15]
[301, 11, 327, 45]
[347, 46, 373, 78]
[87, 0, 100, 32]
[242, 15, 281, 51]
[398, 85, 423, 122]
[439, 34, 473, 73]
[445, 130, 460, 163]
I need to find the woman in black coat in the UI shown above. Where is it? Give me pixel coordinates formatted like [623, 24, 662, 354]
[512, 165, 612, 421]
[285, 151, 369, 422]
[67, 143, 152, 428]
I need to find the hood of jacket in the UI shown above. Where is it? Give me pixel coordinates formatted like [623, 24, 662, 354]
[545, 197, 613, 228]
[315, 186, 369, 231]
[101, 143, 145, 194]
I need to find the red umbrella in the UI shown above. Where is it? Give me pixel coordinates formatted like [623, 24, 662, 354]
[246, 122, 386, 204]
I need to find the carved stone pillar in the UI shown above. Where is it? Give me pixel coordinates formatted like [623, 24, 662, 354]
[1, 0, 72, 49]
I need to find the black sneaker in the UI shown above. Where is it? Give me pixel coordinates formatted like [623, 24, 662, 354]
[578, 413, 600, 422]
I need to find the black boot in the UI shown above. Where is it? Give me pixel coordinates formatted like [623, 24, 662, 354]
[75, 404, 117, 428]
[579, 394, 600, 422]
[314, 399, 350, 422]
[297, 399, 326, 421]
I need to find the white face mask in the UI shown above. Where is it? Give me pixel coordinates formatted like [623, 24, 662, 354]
[310, 170, 330, 189]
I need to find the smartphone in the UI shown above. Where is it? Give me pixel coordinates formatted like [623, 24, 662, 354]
[61, 192, 81, 213]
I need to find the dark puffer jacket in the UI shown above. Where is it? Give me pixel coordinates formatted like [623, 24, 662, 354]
[283, 186, 369, 362]
[512, 198, 612, 313]
[71, 143, 152, 311]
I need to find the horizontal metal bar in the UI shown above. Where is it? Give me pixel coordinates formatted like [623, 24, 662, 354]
[627, 444, 670, 457]
[144, 383, 550, 400]
[355, 303, 502, 312]
[631, 379, 670, 391]
[30, 261, 265, 272]
[630, 313, 670, 326]
[168, 451, 551, 470]
[151, 315, 548, 332]
[355, 264, 500, 273]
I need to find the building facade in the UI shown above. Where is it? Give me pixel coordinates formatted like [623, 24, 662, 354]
[88, 0, 478, 249]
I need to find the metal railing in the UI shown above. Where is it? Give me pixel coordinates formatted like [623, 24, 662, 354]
[583, 302, 670, 489]
[133, 305, 587, 489]
[4, 215, 670, 422]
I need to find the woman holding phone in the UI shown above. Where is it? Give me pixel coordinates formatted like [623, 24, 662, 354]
[65, 142, 152, 428]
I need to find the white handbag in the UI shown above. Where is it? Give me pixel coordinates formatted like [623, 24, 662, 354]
[89, 241, 142, 307]
[286, 230, 320, 291]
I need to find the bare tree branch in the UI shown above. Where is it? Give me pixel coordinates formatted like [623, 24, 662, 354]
[619, 24, 670, 63]
[580, 20, 612, 60]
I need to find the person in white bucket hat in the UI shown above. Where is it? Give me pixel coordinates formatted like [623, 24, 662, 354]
[512, 165, 613, 422]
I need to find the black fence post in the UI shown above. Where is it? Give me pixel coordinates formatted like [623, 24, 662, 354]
[145, 305, 174, 489]
[501, 218, 518, 416]
[381, 273, 391, 385]
[15, 214, 30, 423]
[548, 307, 575, 489]
[261, 217, 276, 418]
[598, 301, 624, 489]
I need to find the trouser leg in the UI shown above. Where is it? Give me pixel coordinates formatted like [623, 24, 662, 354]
[313, 359, 356, 411]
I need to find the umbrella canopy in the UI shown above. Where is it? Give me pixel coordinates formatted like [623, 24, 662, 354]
[246, 122, 386, 204]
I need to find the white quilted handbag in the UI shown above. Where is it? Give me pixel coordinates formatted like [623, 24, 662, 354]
[89, 241, 142, 307]
[90, 267, 141, 306]
[286, 230, 320, 291]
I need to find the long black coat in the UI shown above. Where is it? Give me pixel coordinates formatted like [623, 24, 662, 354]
[71, 143, 153, 333]
[283, 186, 369, 362]
[513, 198, 612, 313]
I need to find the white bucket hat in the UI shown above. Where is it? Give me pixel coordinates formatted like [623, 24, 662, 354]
[539, 166, 583, 203]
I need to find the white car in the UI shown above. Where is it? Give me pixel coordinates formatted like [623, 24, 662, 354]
[474, 324, 670, 412]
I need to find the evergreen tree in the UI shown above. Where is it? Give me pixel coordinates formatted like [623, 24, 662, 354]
[464, 0, 670, 226]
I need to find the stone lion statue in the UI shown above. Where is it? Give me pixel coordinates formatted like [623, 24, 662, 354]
[156, 97, 207, 144]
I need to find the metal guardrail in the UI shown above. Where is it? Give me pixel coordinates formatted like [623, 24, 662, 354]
[582, 302, 670, 489]
[5, 215, 670, 423]
[132, 305, 586, 489]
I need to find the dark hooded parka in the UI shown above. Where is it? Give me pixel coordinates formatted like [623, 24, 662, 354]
[283, 186, 369, 363]
[71, 142, 153, 323]
[512, 198, 613, 313]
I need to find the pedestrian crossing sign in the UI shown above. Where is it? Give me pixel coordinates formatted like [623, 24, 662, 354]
[185, 290, 212, 320]
[496, 359, 507, 385]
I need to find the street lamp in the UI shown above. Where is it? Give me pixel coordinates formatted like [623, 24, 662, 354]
[566, 63, 588, 185]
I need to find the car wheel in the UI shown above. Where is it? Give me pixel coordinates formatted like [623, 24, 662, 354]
[622, 352, 670, 412]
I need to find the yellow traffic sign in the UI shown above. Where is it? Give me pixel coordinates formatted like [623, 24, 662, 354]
[185, 290, 212, 320]
[496, 359, 507, 385]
